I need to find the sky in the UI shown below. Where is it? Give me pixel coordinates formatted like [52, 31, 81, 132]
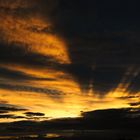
[0, 0, 139, 125]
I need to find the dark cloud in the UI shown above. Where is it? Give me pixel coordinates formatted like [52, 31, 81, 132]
[0, 66, 55, 81]
[118, 95, 139, 100]
[127, 71, 140, 93]
[48, 0, 140, 35]
[0, 110, 8, 114]
[38, 0, 140, 94]
[67, 65, 126, 94]
[0, 106, 46, 120]
[0, 42, 62, 68]
[81, 108, 140, 129]
[0, 105, 27, 112]
[24, 112, 45, 117]
[82, 108, 132, 119]
[129, 102, 140, 107]
[0, 114, 25, 119]
[0, 114, 15, 119]
[65, 33, 140, 93]
[91, 67, 125, 94]
[0, 42, 70, 80]
[0, 103, 27, 119]
[0, 83, 63, 95]
[0, 104, 47, 120]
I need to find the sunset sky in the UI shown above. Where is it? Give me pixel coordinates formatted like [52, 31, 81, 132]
[0, 0, 140, 124]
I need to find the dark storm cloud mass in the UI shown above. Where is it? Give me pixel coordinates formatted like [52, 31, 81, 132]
[37, 0, 140, 94]
[28, 0, 140, 94]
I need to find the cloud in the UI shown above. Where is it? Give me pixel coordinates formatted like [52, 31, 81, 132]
[129, 102, 140, 107]
[127, 71, 140, 93]
[66, 64, 126, 95]
[24, 112, 45, 117]
[0, 114, 15, 119]
[0, 114, 25, 119]
[82, 108, 131, 119]
[0, 105, 27, 113]
[0, 0, 70, 65]
[0, 66, 55, 81]
[0, 103, 27, 120]
[118, 95, 139, 100]
[81, 108, 140, 129]
[0, 42, 62, 68]
[66, 33, 140, 94]
[40, 0, 140, 94]
[0, 83, 63, 95]
[0, 104, 46, 120]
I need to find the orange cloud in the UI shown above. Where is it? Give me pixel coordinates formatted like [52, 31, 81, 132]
[0, 1, 70, 64]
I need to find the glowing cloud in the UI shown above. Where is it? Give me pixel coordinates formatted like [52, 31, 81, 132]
[0, 1, 70, 64]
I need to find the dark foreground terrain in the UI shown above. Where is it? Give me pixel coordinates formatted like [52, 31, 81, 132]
[0, 130, 140, 140]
